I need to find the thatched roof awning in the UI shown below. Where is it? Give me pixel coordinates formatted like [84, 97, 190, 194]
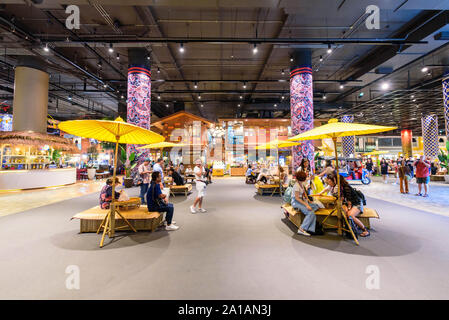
[0, 131, 79, 153]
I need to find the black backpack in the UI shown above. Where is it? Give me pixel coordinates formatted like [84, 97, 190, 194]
[353, 188, 366, 206]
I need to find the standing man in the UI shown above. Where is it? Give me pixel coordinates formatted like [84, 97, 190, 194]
[414, 155, 431, 197]
[190, 159, 207, 213]
[137, 158, 152, 204]
[153, 158, 165, 182]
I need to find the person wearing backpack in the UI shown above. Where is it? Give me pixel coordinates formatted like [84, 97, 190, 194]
[325, 172, 370, 237]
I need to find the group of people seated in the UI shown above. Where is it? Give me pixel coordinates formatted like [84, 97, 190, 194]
[246, 163, 288, 185]
[285, 158, 370, 238]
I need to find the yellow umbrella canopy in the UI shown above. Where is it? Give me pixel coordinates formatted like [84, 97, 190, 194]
[58, 116, 164, 248]
[255, 139, 302, 150]
[137, 141, 184, 149]
[58, 116, 164, 144]
[287, 118, 397, 141]
[287, 118, 396, 245]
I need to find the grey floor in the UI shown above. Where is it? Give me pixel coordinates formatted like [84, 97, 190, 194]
[0, 177, 448, 299]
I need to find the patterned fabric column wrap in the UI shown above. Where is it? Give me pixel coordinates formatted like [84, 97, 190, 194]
[341, 115, 355, 157]
[421, 114, 439, 159]
[290, 66, 314, 171]
[127, 65, 151, 158]
[443, 75, 449, 139]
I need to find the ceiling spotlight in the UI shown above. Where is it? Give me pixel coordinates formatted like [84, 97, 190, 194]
[412, 99, 416, 102]
[147, 55, 150, 60]
[179, 43, 185, 53]
[421, 66, 428, 73]
[243, 82, 247, 89]
[103, 84, 107, 88]
[97, 60, 102, 68]
[239, 95, 243, 99]
[274, 103, 278, 107]
[323, 94, 327, 100]
[281, 95, 285, 100]
[237, 104, 241, 107]
[281, 69, 285, 75]
[116, 53, 120, 60]
[157, 67, 160, 73]
[108, 43, 114, 53]
[68, 95, 72, 100]
[198, 94, 201, 100]
[290, 57, 293, 62]
[200, 104, 204, 108]
[319, 55, 323, 62]
[327, 44, 332, 54]
[339, 84, 344, 89]
[381, 82, 390, 90]
[121, 95, 124, 99]
[166, 104, 169, 108]
[411, 95, 415, 98]
[194, 82, 198, 89]
[43, 43, 49, 52]
[157, 94, 161, 100]
[252, 44, 258, 54]
[358, 92, 364, 97]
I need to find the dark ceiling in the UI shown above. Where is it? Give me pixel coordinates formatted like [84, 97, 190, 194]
[0, 0, 449, 134]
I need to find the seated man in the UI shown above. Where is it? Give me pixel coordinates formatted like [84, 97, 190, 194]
[168, 167, 184, 186]
[99, 177, 122, 209]
[147, 171, 179, 231]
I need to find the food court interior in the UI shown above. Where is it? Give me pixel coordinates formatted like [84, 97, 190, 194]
[1, 0, 449, 300]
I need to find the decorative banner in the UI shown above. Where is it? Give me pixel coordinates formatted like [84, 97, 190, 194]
[127, 65, 151, 159]
[421, 114, 439, 158]
[290, 66, 314, 171]
[341, 115, 355, 157]
[401, 129, 413, 158]
[443, 74, 449, 138]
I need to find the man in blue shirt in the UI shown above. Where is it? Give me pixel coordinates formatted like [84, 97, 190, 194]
[152, 158, 164, 181]
[147, 171, 179, 231]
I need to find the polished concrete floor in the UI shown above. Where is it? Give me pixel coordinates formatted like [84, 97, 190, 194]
[0, 177, 448, 299]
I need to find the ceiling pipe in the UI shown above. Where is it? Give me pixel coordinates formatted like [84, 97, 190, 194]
[46, 37, 427, 46]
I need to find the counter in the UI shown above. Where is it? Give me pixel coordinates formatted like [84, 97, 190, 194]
[230, 167, 245, 176]
[0, 168, 76, 191]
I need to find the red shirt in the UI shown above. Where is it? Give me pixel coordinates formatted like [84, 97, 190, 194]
[415, 161, 430, 178]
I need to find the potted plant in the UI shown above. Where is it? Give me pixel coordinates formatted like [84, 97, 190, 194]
[119, 146, 141, 188]
[86, 163, 96, 180]
[437, 141, 449, 183]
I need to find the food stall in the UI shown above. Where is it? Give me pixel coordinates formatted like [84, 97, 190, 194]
[0, 131, 78, 191]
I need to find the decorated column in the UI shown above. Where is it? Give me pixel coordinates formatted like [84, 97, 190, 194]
[341, 115, 355, 157]
[421, 114, 439, 159]
[127, 48, 151, 159]
[401, 129, 413, 158]
[290, 49, 314, 171]
[443, 74, 449, 139]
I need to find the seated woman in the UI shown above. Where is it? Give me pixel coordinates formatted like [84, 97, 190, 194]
[324, 172, 370, 237]
[147, 171, 179, 231]
[256, 164, 271, 184]
[99, 177, 121, 209]
[291, 171, 319, 237]
[168, 167, 185, 185]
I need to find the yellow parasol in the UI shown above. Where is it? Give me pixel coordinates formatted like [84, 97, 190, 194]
[137, 141, 185, 149]
[59, 117, 164, 247]
[288, 118, 396, 244]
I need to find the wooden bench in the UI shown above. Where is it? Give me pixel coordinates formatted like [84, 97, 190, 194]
[255, 182, 287, 196]
[71, 206, 163, 233]
[282, 203, 379, 230]
[430, 175, 445, 182]
[170, 183, 193, 196]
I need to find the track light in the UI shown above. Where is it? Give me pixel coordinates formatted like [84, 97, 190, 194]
[237, 104, 241, 107]
[239, 95, 243, 99]
[323, 94, 327, 100]
[290, 57, 293, 62]
[43, 43, 49, 52]
[411, 95, 415, 98]
[421, 66, 428, 73]
[97, 60, 102, 68]
[381, 82, 389, 90]
[116, 53, 120, 60]
[147, 55, 150, 60]
[319, 55, 323, 62]
[194, 82, 198, 89]
[103, 84, 107, 88]
[274, 104, 277, 107]
[327, 44, 332, 54]
[121, 95, 124, 99]
[281, 69, 285, 75]
[179, 43, 185, 53]
[166, 104, 169, 108]
[281, 95, 285, 100]
[157, 94, 161, 100]
[157, 67, 160, 73]
[108, 43, 114, 53]
[252, 44, 258, 54]
[339, 84, 344, 89]
[198, 94, 201, 100]
[243, 82, 247, 89]
[200, 104, 204, 108]
[68, 95, 72, 100]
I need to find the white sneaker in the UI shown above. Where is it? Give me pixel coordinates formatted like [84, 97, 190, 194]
[297, 228, 311, 237]
[190, 205, 197, 213]
[164, 220, 176, 225]
[166, 224, 179, 231]
[198, 208, 207, 213]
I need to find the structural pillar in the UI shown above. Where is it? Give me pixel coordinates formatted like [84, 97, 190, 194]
[290, 49, 314, 171]
[341, 115, 355, 157]
[127, 48, 151, 159]
[401, 129, 413, 158]
[443, 73, 449, 139]
[421, 114, 439, 159]
[12, 56, 49, 134]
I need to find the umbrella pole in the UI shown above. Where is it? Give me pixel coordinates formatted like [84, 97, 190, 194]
[332, 137, 359, 245]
